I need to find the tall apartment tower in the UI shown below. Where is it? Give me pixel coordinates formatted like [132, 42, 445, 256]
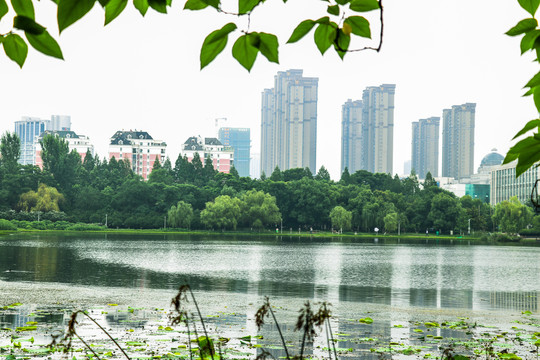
[260, 69, 318, 176]
[341, 99, 363, 173]
[442, 103, 476, 179]
[361, 84, 396, 174]
[411, 117, 440, 179]
[218, 127, 251, 177]
[14, 115, 71, 165]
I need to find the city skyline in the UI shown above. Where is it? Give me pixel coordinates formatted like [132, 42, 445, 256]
[0, 1, 532, 180]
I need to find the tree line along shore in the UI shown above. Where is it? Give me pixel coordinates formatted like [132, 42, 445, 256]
[0, 133, 537, 237]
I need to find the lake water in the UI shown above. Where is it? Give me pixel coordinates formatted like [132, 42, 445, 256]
[1, 233, 540, 312]
[1, 233, 540, 359]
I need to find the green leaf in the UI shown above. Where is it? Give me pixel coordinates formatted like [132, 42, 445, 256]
[314, 22, 337, 55]
[520, 29, 540, 53]
[239, 0, 261, 14]
[519, 0, 540, 16]
[316, 16, 330, 24]
[105, 0, 127, 24]
[506, 18, 538, 36]
[344, 16, 370, 38]
[184, 0, 207, 9]
[200, 22, 237, 69]
[13, 16, 46, 35]
[26, 30, 63, 59]
[148, 0, 167, 13]
[525, 71, 540, 89]
[513, 119, 540, 139]
[534, 86, 540, 112]
[57, 0, 96, 33]
[98, 0, 110, 6]
[11, 0, 34, 19]
[287, 19, 316, 43]
[334, 28, 350, 59]
[133, 0, 149, 15]
[2, 33, 28, 68]
[335, 0, 349, 4]
[327, 4, 339, 15]
[257, 32, 278, 63]
[349, 0, 379, 12]
[517, 142, 540, 176]
[0, 0, 8, 21]
[232, 33, 259, 71]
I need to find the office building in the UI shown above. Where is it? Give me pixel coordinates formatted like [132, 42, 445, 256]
[108, 130, 166, 180]
[361, 84, 396, 174]
[341, 99, 363, 173]
[218, 127, 250, 177]
[411, 117, 440, 179]
[181, 136, 234, 174]
[490, 160, 539, 206]
[260, 69, 318, 175]
[34, 130, 94, 169]
[14, 115, 71, 165]
[442, 103, 476, 179]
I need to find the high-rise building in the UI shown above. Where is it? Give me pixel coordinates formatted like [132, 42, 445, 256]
[411, 117, 440, 179]
[362, 84, 396, 174]
[341, 99, 363, 173]
[181, 136, 234, 174]
[260, 69, 318, 176]
[108, 130, 166, 180]
[442, 103, 476, 179]
[34, 130, 94, 169]
[14, 115, 71, 165]
[218, 127, 250, 177]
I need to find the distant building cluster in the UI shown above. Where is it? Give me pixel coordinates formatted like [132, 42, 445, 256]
[11, 69, 535, 207]
[341, 84, 396, 174]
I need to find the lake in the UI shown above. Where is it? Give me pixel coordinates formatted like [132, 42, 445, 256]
[1, 233, 539, 312]
[1, 233, 540, 359]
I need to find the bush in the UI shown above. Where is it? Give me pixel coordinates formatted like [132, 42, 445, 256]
[518, 228, 540, 236]
[66, 223, 105, 231]
[0, 219, 16, 230]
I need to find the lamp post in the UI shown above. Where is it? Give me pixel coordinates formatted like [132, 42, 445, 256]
[468, 218, 471, 235]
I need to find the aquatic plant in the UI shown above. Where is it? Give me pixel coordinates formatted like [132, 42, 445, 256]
[50, 310, 131, 360]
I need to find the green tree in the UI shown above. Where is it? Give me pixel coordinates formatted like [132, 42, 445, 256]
[329, 206, 352, 232]
[240, 189, 281, 229]
[200, 195, 242, 230]
[340, 167, 351, 184]
[428, 193, 464, 232]
[492, 196, 533, 233]
[168, 201, 194, 229]
[0, 132, 21, 173]
[315, 165, 331, 181]
[423, 171, 437, 188]
[18, 183, 64, 212]
[269, 166, 283, 181]
[40, 134, 81, 192]
[383, 211, 398, 232]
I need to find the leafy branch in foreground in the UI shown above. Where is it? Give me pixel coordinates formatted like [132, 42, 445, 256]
[0, 0, 383, 70]
[504, 0, 540, 177]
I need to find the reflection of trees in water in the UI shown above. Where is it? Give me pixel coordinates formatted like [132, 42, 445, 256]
[105, 310, 149, 329]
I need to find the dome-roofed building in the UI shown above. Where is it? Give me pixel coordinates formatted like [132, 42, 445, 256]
[480, 148, 504, 169]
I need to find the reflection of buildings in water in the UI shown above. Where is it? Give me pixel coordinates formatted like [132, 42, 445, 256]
[390, 246, 412, 308]
[487, 291, 539, 312]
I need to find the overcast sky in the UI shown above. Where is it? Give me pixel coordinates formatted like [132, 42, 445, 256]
[0, 0, 536, 179]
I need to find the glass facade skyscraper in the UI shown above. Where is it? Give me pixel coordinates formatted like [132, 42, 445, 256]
[218, 127, 251, 177]
[14, 115, 71, 165]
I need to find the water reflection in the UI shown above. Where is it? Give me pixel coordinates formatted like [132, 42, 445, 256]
[1, 233, 540, 312]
